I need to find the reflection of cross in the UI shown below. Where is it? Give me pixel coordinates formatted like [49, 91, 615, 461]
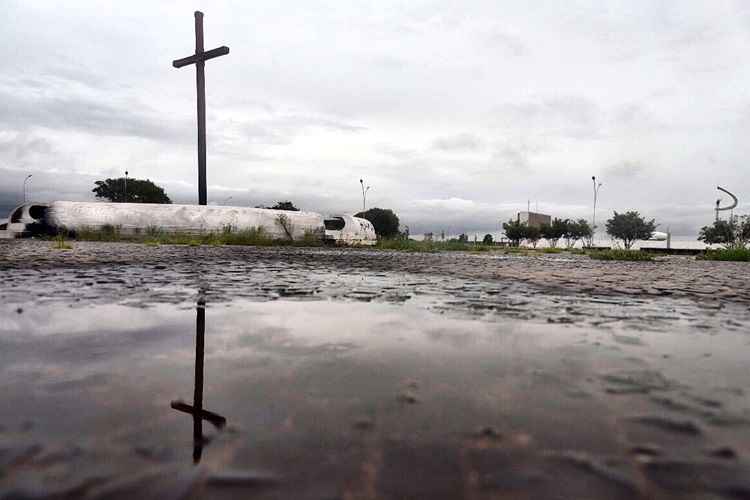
[171, 297, 226, 463]
[173, 11, 229, 206]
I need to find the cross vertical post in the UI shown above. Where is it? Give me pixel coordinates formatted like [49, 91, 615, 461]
[192, 298, 205, 462]
[173, 11, 229, 206]
[195, 12, 206, 206]
[171, 294, 227, 464]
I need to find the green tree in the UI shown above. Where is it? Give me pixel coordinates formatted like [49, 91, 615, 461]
[482, 233, 494, 245]
[93, 177, 171, 204]
[564, 219, 593, 248]
[457, 233, 469, 243]
[605, 211, 656, 249]
[355, 207, 400, 238]
[698, 216, 749, 249]
[576, 219, 594, 247]
[525, 224, 542, 248]
[270, 201, 300, 211]
[540, 218, 567, 248]
[502, 219, 527, 247]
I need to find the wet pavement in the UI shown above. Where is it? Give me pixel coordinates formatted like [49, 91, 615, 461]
[1, 240, 750, 499]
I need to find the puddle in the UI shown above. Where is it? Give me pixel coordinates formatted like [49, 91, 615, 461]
[1, 264, 750, 498]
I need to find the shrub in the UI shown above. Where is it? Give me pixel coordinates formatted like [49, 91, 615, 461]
[275, 214, 295, 241]
[699, 247, 750, 261]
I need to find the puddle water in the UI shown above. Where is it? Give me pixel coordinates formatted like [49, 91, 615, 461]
[1, 266, 750, 499]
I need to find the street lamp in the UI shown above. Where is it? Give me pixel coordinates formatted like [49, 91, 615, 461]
[23, 174, 32, 203]
[591, 175, 603, 243]
[359, 178, 371, 211]
[124, 170, 128, 203]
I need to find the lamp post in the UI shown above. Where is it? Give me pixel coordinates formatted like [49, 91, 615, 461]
[591, 175, 603, 244]
[359, 178, 371, 212]
[23, 174, 32, 203]
[124, 170, 128, 203]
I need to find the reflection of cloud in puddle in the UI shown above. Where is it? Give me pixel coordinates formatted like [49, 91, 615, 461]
[424, 327, 478, 348]
[613, 334, 646, 346]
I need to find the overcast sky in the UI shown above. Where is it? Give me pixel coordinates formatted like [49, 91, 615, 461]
[2, 0, 749, 236]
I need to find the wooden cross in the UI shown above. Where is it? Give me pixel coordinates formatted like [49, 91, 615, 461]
[171, 297, 227, 464]
[173, 11, 229, 206]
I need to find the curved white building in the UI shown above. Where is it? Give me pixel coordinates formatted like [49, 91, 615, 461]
[0, 201, 377, 245]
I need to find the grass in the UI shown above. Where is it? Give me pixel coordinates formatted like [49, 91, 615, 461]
[699, 247, 750, 262]
[587, 249, 653, 261]
[375, 239, 502, 252]
[53, 233, 72, 250]
[76, 224, 122, 241]
[374, 240, 581, 254]
[374, 240, 601, 255]
[68, 225, 324, 248]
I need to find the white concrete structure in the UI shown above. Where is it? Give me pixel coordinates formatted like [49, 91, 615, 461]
[0, 201, 377, 245]
[0, 202, 48, 238]
[323, 215, 377, 246]
[46, 201, 325, 240]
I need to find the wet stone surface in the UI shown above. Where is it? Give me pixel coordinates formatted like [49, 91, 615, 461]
[1, 240, 749, 499]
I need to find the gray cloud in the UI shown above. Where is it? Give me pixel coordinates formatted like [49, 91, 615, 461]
[603, 160, 645, 179]
[491, 96, 603, 139]
[483, 29, 527, 56]
[242, 115, 366, 145]
[1, 1, 748, 238]
[0, 133, 53, 160]
[432, 133, 483, 152]
[373, 143, 416, 160]
[0, 88, 187, 142]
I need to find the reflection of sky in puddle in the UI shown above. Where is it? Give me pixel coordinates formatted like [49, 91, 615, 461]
[2, 284, 750, 497]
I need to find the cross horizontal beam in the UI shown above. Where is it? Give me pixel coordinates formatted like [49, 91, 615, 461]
[173, 46, 230, 68]
[171, 400, 227, 428]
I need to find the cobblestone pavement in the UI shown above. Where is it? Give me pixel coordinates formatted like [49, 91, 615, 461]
[2, 240, 749, 304]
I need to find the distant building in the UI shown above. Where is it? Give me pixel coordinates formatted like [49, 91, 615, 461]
[517, 211, 551, 228]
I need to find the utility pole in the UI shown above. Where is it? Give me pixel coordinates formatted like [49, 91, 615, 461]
[359, 178, 371, 211]
[124, 170, 128, 202]
[592, 176, 603, 241]
[23, 174, 32, 203]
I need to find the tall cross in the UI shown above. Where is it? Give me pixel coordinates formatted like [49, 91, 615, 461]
[171, 295, 227, 464]
[173, 11, 229, 206]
